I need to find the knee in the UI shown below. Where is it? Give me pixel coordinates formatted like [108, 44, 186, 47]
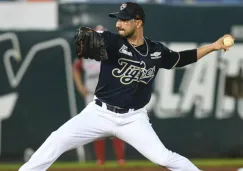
[50, 130, 72, 146]
[49, 131, 66, 144]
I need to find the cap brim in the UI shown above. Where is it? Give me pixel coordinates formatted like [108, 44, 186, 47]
[108, 12, 119, 18]
[108, 12, 133, 20]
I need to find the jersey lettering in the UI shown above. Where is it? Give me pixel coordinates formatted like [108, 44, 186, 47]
[112, 58, 155, 85]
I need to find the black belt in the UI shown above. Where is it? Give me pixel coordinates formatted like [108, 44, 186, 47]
[95, 99, 132, 114]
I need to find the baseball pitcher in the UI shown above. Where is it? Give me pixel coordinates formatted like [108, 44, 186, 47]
[19, 2, 234, 171]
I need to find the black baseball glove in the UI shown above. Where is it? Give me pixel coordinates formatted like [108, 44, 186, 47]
[75, 27, 108, 61]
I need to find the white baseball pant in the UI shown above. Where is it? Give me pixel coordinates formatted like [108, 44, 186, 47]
[19, 100, 201, 171]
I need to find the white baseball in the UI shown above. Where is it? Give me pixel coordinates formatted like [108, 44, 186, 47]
[223, 36, 234, 47]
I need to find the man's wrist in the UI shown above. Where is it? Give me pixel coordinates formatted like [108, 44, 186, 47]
[210, 43, 218, 51]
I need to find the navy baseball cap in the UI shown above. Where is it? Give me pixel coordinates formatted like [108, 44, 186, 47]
[109, 2, 145, 23]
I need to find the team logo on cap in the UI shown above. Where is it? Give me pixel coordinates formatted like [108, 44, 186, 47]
[120, 4, 127, 10]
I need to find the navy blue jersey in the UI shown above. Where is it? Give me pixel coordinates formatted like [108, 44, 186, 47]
[95, 31, 180, 109]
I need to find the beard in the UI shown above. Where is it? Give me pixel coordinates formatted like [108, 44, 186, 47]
[118, 28, 136, 38]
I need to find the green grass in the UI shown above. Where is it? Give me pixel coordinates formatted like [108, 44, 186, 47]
[0, 159, 243, 169]
[192, 158, 243, 167]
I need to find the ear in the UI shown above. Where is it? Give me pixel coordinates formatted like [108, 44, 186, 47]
[136, 20, 143, 28]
